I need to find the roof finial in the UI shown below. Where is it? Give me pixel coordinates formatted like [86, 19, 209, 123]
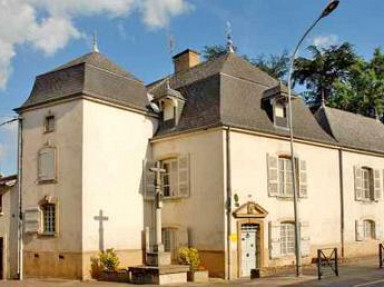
[226, 21, 235, 53]
[321, 91, 326, 107]
[92, 31, 99, 53]
[166, 30, 176, 90]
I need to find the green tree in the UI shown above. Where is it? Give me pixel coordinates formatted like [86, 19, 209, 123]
[201, 45, 289, 81]
[330, 48, 384, 119]
[293, 42, 357, 105]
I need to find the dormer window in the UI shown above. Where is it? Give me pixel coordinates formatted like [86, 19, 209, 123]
[275, 102, 287, 118]
[263, 83, 290, 129]
[45, 114, 55, 133]
[273, 99, 288, 128]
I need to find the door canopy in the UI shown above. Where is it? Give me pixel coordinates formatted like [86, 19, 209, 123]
[233, 201, 268, 219]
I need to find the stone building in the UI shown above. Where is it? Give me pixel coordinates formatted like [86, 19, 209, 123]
[0, 175, 18, 279]
[15, 48, 384, 279]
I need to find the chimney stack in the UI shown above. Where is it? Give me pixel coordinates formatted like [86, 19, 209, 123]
[173, 49, 200, 73]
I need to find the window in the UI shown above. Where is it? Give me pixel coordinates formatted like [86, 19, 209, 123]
[363, 220, 375, 239]
[45, 115, 55, 133]
[278, 157, 293, 197]
[41, 203, 56, 235]
[38, 147, 57, 182]
[280, 222, 295, 255]
[162, 227, 178, 262]
[275, 103, 286, 118]
[161, 159, 178, 198]
[362, 168, 373, 200]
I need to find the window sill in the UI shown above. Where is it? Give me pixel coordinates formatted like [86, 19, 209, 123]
[38, 232, 58, 238]
[38, 179, 58, 185]
[163, 196, 185, 201]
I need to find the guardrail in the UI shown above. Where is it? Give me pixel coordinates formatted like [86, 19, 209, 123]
[317, 248, 339, 280]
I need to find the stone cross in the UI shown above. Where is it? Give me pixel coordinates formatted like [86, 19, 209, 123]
[94, 209, 109, 252]
[149, 161, 166, 252]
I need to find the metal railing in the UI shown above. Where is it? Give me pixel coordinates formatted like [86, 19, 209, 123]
[380, 243, 384, 269]
[317, 248, 339, 280]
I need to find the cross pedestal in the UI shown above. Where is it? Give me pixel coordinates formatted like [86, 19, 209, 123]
[147, 161, 171, 266]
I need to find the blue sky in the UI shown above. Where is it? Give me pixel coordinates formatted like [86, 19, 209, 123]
[0, 0, 383, 175]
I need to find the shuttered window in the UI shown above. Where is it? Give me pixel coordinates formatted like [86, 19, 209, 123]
[162, 159, 178, 197]
[278, 158, 293, 197]
[38, 147, 57, 182]
[280, 222, 295, 255]
[363, 220, 375, 239]
[362, 168, 373, 200]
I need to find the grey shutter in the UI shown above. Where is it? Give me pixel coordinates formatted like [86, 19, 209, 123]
[375, 220, 383, 240]
[354, 166, 363, 201]
[267, 154, 279, 197]
[374, 169, 382, 201]
[178, 155, 190, 198]
[298, 159, 308, 198]
[177, 226, 189, 248]
[355, 220, 364, 241]
[269, 221, 280, 259]
[144, 159, 156, 200]
[38, 147, 56, 181]
[300, 221, 310, 257]
[24, 207, 40, 234]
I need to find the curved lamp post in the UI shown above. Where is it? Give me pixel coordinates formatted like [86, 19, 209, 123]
[287, 0, 339, 277]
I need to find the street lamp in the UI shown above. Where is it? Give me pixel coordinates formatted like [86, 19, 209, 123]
[287, 0, 339, 277]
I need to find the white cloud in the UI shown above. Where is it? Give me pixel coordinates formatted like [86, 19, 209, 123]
[139, 0, 192, 28]
[0, 0, 192, 89]
[313, 34, 339, 48]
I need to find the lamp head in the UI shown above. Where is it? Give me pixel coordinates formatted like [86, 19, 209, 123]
[321, 0, 340, 18]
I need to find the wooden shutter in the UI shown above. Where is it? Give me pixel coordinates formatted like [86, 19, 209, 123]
[355, 220, 364, 241]
[373, 169, 382, 201]
[298, 159, 308, 198]
[267, 154, 279, 197]
[24, 207, 40, 234]
[300, 221, 310, 257]
[178, 155, 190, 198]
[269, 221, 280, 259]
[38, 147, 57, 181]
[177, 226, 189, 248]
[375, 220, 383, 240]
[354, 166, 363, 201]
[143, 159, 157, 200]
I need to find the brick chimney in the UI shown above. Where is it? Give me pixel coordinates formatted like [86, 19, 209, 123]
[173, 49, 200, 73]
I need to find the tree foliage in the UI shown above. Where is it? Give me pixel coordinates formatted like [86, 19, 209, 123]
[292, 42, 357, 105]
[330, 48, 384, 119]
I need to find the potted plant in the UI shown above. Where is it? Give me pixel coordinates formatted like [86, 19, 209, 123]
[90, 248, 129, 282]
[178, 247, 209, 282]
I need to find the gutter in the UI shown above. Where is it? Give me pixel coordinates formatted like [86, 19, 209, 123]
[225, 127, 232, 280]
[17, 117, 23, 280]
[338, 149, 345, 258]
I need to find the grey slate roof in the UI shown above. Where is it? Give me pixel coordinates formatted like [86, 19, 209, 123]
[315, 106, 384, 153]
[149, 52, 336, 145]
[18, 52, 150, 112]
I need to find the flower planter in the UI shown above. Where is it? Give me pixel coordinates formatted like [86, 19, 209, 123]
[100, 269, 130, 282]
[187, 270, 209, 282]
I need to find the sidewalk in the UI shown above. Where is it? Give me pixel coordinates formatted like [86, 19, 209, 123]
[1, 257, 383, 287]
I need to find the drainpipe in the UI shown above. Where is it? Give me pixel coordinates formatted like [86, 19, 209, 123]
[17, 117, 23, 280]
[225, 127, 232, 280]
[338, 149, 345, 258]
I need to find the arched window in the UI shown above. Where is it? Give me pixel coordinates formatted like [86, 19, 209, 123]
[280, 222, 295, 255]
[363, 220, 375, 239]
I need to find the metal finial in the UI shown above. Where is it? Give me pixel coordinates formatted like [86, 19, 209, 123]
[92, 31, 99, 53]
[226, 21, 235, 53]
[166, 30, 175, 89]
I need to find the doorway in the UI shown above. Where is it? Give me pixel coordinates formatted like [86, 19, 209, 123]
[240, 224, 259, 277]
